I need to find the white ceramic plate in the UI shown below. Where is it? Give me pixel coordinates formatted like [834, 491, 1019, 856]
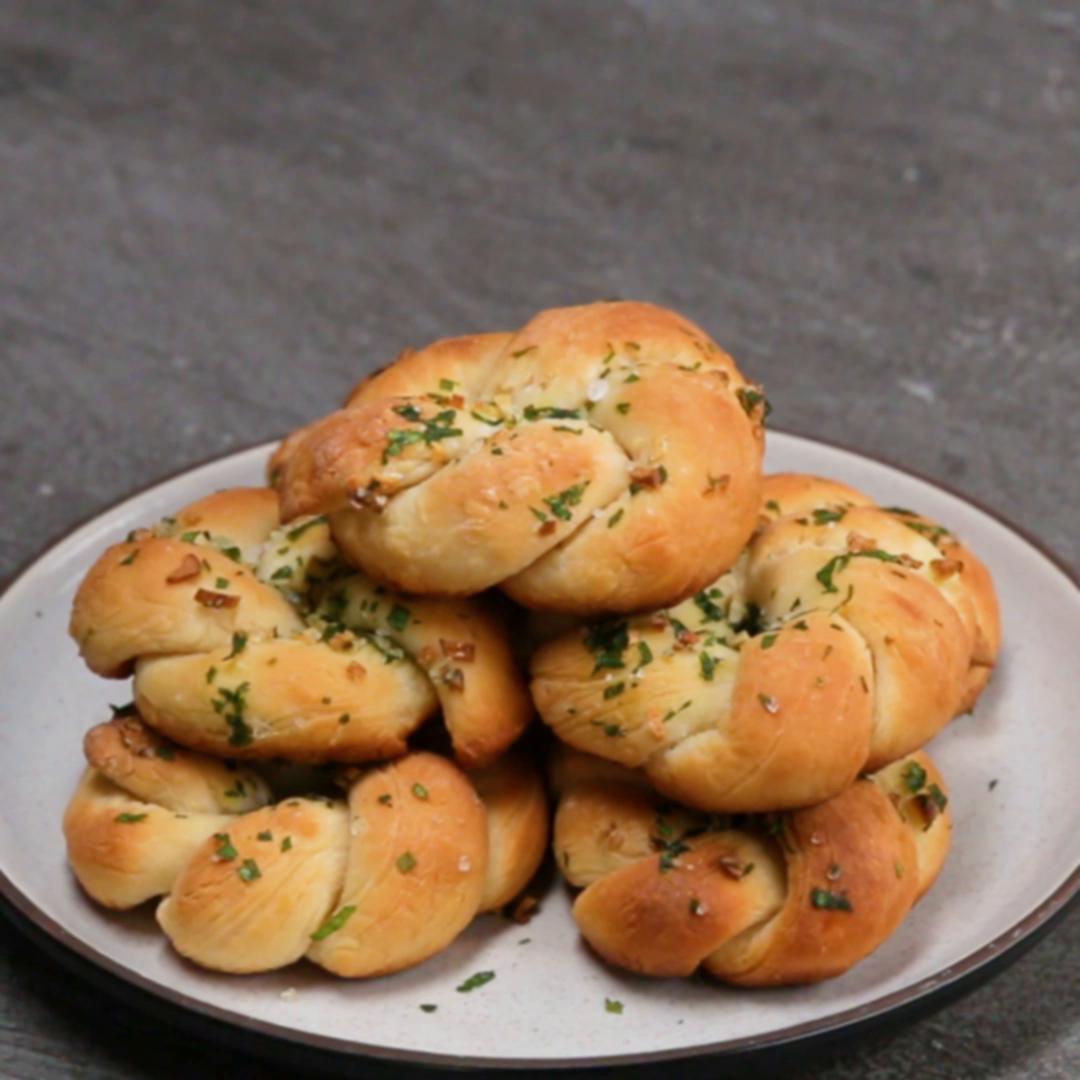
[1, 432, 1077, 1071]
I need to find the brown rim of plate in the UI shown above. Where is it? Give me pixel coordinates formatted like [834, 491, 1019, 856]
[0, 427, 1077, 1072]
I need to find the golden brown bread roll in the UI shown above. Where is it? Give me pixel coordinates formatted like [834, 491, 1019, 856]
[531, 473, 1000, 811]
[70, 487, 531, 767]
[551, 744, 951, 985]
[64, 717, 549, 976]
[270, 300, 765, 614]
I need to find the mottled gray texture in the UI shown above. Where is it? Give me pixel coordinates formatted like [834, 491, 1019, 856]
[0, 1, 1077, 1077]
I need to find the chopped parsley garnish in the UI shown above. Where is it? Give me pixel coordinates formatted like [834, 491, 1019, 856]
[811, 507, 847, 525]
[522, 404, 581, 421]
[285, 516, 328, 542]
[903, 761, 927, 793]
[689, 898, 705, 915]
[271, 565, 293, 580]
[155, 745, 176, 761]
[605, 998, 624, 1014]
[338, 713, 351, 725]
[419, 1004, 438, 1013]
[114, 812, 147, 824]
[693, 589, 727, 623]
[211, 682, 253, 747]
[213, 833, 238, 861]
[215, 577, 229, 589]
[699, 653, 717, 681]
[396, 851, 418, 873]
[456, 971, 496, 993]
[602, 681, 625, 700]
[257, 830, 273, 842]
[765, 499, 781, 514]
[109, 702, 138, 718]
[281, 836, 293, 852]
[310, 905, 357, 941]
[237, 858, 262, 883]
[412, 782, 429, 800]
[607, 508, 625, 528]
[439, 377, 456, 391]
[736, 386, 771, 420]
[636, 641, 653, 668]
[543, 482, 588, 522]
[657, 839, 690, 872]
[616, 402, 631, 414]
[119, 550, 139, 566]
[591, 720, 625, 737]
[899, 518, 952, 545]
[926, 783, 948, 812]
[585, 620, 630, 673]
[816, 549, 904, 593]
[377, 793, 393, 805]
[387, 604, 411, 631]
[383, 408, 462, 462]
[225, 631, 247, 660]
[760, 633, 778, 650]
[810, 888, 853, 912]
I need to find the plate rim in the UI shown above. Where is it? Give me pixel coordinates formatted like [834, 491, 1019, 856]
[1, 427, 1077, 1071]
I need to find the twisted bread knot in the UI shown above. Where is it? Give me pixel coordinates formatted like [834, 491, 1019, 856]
[551, 745, 951, 984]
[70, 487, 530, 767]
[64, 717, 548, 976]
[270, 301, 765, 614]
[531, 473, 1000, 811]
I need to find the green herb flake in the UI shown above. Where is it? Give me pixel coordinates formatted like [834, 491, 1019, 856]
[602, 681, 626, 700]
[281, 836, 293, 852]
[616, 402, 631, 415]
[271, 565, 293, 581]
[387, 605, 411, 632]
[119, 550, 139, 566]
[286, 516, 331, 542]
[237, 859, 261, 884]
[810, 888, 853, 912]
[439, 377, 457, 391]
[605, 998, 624, 1014]
[816, 549, 904, 593]
[419, 1003, 438, 1013]
[377, 793, 393, 806]
[544, 482, 588, 522]
[114, 812, 148, 824]
[585, 620, 630, 673]
[310, 905, 357, 941]
[213, 833, 238, 862]
[522, 404, 581, 421]
[636, 641, 653, 668]
[693, 589, 726, 623]
[736, 386, 772, 420]
[396, 851, 418, 874]
[699, 653, 717, 681]
[607, 508, 625, 529]
[765, 499, 781, 514]
[902, 760, 927, 793]
[457, 970, 496, 993]
[211, 682, 253, 747]
[412, 782, 429, 801]
[257, 830, 273, 842]
[225, 631, 247, 660]
[811, 507, 847, 525]
[761, 633, 778, 650]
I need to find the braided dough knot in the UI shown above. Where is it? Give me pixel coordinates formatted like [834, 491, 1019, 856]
[550, 745, 951, 984]
[64, 717, 548, 975]
[532, 473, 1000, 811]
[70, 487, 530, 767]
[270, 301, 765, 614]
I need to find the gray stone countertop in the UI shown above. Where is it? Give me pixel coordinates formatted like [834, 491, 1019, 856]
[1, 2, 1076, 1077]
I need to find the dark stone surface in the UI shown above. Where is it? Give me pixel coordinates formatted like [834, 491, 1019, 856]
[1, 1, 1076, 1076]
